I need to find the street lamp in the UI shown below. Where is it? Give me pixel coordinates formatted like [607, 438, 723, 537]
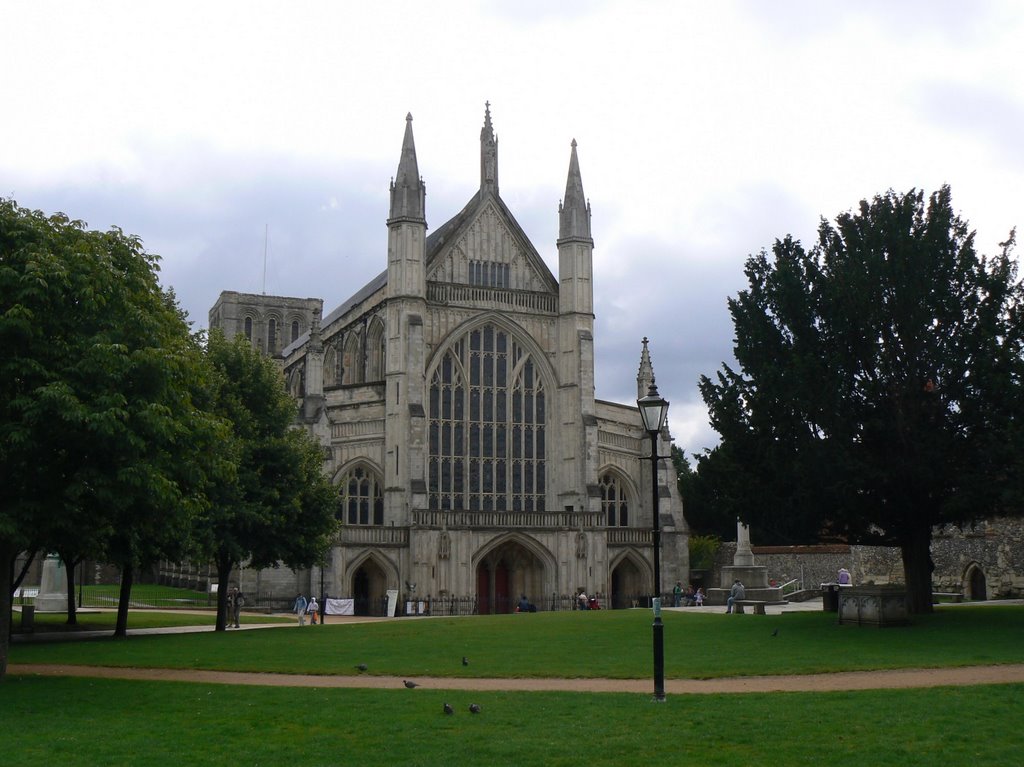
[638, 377, 669, 703]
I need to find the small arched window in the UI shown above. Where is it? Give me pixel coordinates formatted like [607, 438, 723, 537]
[291, 320, 300, 343]
[267, 318, 277, 354]
[600, 472, 629, 526]
[244, 316, 253, 341]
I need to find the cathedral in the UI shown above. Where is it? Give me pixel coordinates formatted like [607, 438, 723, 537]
[207, 106, 689, 613]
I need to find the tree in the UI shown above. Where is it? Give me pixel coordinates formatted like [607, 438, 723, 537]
[699, 187, 1024, 613]
[1, 200, 211, 669]
[191, 330, 337, 631]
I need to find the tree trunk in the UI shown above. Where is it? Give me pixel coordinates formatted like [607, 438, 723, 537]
[59, 551, 79, 626]
[1, 546, 14, 679]
[215, 555, 232, 632]
[900, 525, 934, 614]
[114, 563, 134, 638]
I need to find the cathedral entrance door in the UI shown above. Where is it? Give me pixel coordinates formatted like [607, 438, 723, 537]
[352, 560, 387, 616]
[611, 557, 644, 609]
[476, 540, 543, 614]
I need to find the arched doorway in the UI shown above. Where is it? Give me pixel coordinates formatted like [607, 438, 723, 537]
[476, 539, 546, 614]
[352, 558, 388, 616]
[611, 555, 646, 609]
[965, 563, 987, 601]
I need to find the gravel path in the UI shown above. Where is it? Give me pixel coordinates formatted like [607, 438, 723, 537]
[9, 663, 1024, 694]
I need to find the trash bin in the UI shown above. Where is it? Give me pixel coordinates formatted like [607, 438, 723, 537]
[20, 604, 35, 632]
[821, 583, 839, 612]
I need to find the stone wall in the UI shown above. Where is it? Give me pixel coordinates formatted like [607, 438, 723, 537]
[707, 516, 1024, 600]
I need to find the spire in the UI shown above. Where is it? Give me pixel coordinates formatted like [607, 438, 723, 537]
[558, 139, 592, 240]
[389, 112, 426, 221]
[480, 101, 498, 194]
[637, 337, 655, 399]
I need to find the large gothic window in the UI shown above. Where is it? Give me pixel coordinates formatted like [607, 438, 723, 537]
[339, 466, 384, 525]
[429, 324, 546, 512]
[600, 472, 629, 526]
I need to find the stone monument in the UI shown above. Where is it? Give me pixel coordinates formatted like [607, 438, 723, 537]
[34, 553, 69, 612]
[707, 521, 787, 605]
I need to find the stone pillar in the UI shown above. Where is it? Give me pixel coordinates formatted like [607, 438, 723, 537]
[35, 553, 69, 612]
[734, 519, 754, 566]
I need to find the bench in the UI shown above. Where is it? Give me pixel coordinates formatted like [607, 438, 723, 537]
[732, 600, 767, 615]
[932, 592, 964, 603]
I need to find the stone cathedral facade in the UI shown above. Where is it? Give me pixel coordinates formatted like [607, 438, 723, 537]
[208, 107, 689, 612]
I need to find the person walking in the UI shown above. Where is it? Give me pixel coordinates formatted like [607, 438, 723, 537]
[673, 581, 683, 607]
[307, 596, 319, 625]
[725, 579, 745, 614]
[231, 586, 245, 628]
[294, 594, 308, 626]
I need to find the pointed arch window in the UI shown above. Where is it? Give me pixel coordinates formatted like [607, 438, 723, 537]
[600, 472, 629, 526]
[338, 466, 384, 525]
[267, 318, 278, 354]
[429, 324, 546, 512]
[366, 319, 386, 382]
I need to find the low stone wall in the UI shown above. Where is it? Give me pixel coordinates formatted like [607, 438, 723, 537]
[708, 516, 1024, 600]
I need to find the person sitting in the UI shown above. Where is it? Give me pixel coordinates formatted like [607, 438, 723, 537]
[518, 594, 531, 613]
[588, 595, 601, 610]
[725, 580, 745, 613]
[838, 567, 852, 585]
[683, 586, 696, 606]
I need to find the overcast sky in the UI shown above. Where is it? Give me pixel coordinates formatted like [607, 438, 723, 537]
[3, 1, 1022, 455]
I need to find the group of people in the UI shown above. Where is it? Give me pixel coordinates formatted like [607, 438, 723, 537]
[672, 582, 705, 607]
[576, 591, 601, 610]
[293, 594, 325, 625]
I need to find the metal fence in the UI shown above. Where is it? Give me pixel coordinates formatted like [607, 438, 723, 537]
[13, 586, 668, 615]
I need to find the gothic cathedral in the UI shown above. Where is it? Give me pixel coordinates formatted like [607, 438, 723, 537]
[208, 106, 688, 612]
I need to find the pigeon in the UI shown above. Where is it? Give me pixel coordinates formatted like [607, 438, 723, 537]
[404, 680, 419, 689]
[771, 628, 779, 637]
[355, 663, 368, 672]
[469, 703, 481, 714]
[462, 656, 469, 666]
[443, 703, 454, 715]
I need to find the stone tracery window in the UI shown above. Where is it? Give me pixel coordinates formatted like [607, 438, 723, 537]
[429, 324, 546, 511]
[600, 472, 629, 526]
[338, 466, 384, 525]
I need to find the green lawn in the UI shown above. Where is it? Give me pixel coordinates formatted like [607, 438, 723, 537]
[4, 606, 1024, 766]
[2, 676, 1021, 766]
[13, 609, 292, 634]
[10, 605, 1024, 679]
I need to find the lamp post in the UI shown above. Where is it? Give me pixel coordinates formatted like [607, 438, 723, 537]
[638, 378, 669, 703]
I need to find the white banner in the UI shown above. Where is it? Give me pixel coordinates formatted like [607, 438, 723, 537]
[386, 589, 399, 617]
[325, 598, 354, 616]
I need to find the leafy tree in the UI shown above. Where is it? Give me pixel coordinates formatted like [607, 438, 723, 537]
[699, 187, 1024, 613]
[1, 201, 211, 670]
[192, 331, 337, 631]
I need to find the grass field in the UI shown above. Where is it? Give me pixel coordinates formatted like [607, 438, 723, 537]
[10, 605, 1024, 678]
[4, 605, 1024, 766]
[14, 609, 292, 633]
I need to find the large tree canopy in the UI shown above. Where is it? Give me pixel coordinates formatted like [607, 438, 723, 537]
[192, 330, 337, 631]
[1, 201, 209, 670]
[699, 187, 1024, 613]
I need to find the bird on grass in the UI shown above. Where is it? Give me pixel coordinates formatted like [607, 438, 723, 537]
[404, 680, 420, 689]
[443, 703, 454, 715]
[355, 663, 368, 672]
[771, 628, 779, 637]
[462, 656, 469, 666]
[469, 704, 481, 714]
